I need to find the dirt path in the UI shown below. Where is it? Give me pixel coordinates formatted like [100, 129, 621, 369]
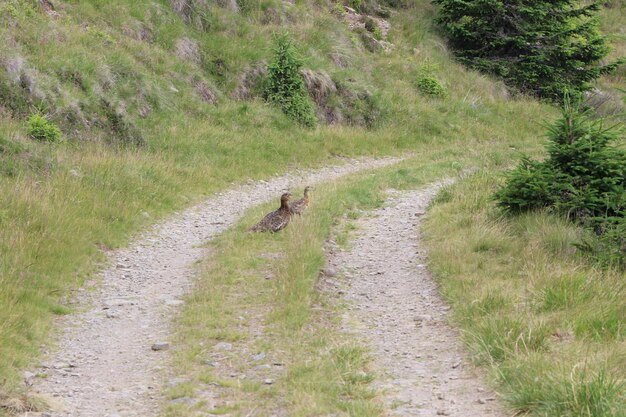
[328, 184, 505, 417]
[24, 156, 404, 417]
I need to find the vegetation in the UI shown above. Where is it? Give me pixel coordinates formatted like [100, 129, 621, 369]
[425, 172, 625, 417]
[25, 114, 62, 142]
[265, 34, 317, 127]
[433, 0, 623, 102]
[164, 154, 465, 416]
[496, 102, 625, 269]
[0, 0, 624, 415]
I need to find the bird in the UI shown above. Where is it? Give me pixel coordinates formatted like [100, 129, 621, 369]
[290, 186, 311, 215]
[248, 192, 293, 233]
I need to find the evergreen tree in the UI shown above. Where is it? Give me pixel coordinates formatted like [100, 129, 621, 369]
[265, 34, 317, 127]
[433, 0, 623, 102]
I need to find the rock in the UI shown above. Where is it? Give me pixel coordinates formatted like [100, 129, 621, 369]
[255, 364, 271, 371]
[414, 315, 432, 323]
[321, 267, 337, 277]
[251, 352, 266, 361]
[168, 377, 186, 387]
[174, 37, 201, 65]
[263, 378, 274, 385]
[51, 362, 74, 369]
[104, 298, 134, 308]
[214, 342, 233, 351]
[151, 342, 169, 351]
[105, 311, 118, 319]
[169, 397, 196, 406]
[452, 360, 462, 369]
[165, 299, 184, 306]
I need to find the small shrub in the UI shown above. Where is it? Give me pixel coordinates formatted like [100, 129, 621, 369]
[363, 16, 376, 33]
[26, 114, 62, 142]
[496, 101, 626, 268]
[374, 6, 390, 18]
[417, 66, 447, 98]
[265, 34, 317, 128]
[348, 0, 363, 11]
[363, 17, 383, 40]
[331, 2, 347, 16]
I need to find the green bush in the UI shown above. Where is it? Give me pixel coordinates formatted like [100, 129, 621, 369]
[496, 101, 626, 268]
[417, 75, 446, 98]
[26, 114, 62, 142]
[348, 0, 363, 11]
[433, 0, 623, 102]
[265, 34, 317, 128]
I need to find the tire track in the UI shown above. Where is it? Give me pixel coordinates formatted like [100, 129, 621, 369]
[329, 183, 505, 416]
[24, 156, 405, 417]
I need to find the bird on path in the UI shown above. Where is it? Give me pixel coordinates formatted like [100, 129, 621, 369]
[248, 192, 293, 233]
[290, 186, 311, 215]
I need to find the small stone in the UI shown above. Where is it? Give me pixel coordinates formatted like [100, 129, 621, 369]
[452, 360, 462, 369]
[51, 362, 73, 369]
[436, 392, 445, 400]
[105, 311, 118, 319]
[168, 378, 186, 387]
[263, 378, 274, 385]
[436, 410, 449, 416]
[255, 364, 271, 371]
[169, 397, 196, 406]
[321, 267, 337, 277]
[214, 342, 233, 351]
[478, 398, 486, 404]
[151, 342, 169, 351]
[104, 299, 134, 308]
[251, 352, 266, 361]
[165, 299, 184, 306]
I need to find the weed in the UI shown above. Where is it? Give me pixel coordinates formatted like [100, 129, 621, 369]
[26, 114, 62, 142]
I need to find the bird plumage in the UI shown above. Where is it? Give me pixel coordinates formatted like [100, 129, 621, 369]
[249, 192, 293, 233]
[290, 186, 311, 215]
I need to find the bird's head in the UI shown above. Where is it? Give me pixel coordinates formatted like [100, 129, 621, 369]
[304, 186, 312, 195]
[281, 192, 292, 203]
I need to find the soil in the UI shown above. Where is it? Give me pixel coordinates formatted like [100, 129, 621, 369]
[326, 184, 505, 417]
[23, 156, 403, 417]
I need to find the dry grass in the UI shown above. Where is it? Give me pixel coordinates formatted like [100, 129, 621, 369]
[424, 172, 625, 416]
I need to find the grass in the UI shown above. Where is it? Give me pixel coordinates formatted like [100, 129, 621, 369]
[164, 153, 465, 416]
[0, 0, 623, 414]
[0, 0, 556, 397]
[423, 172, 625, 416]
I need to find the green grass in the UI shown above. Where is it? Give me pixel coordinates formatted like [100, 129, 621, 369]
[423, 172, 625, 416]
[0, 0, 556, 397]
[164, 153, 466, 416]
[0, 0, 624, 414]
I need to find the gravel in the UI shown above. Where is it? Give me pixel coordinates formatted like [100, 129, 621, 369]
[331, 184, 505, 417]
[25, 156, 404, 417]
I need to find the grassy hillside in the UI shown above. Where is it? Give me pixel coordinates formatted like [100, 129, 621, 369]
[0, 0, 623, 413]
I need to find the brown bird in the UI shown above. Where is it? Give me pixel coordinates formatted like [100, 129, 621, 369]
[290, 186, 311, 215]
[248, 192, 293, 233]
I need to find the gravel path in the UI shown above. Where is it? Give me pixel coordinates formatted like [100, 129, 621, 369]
[24, 156, 403, 417]
[330, 184, 505, 417]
